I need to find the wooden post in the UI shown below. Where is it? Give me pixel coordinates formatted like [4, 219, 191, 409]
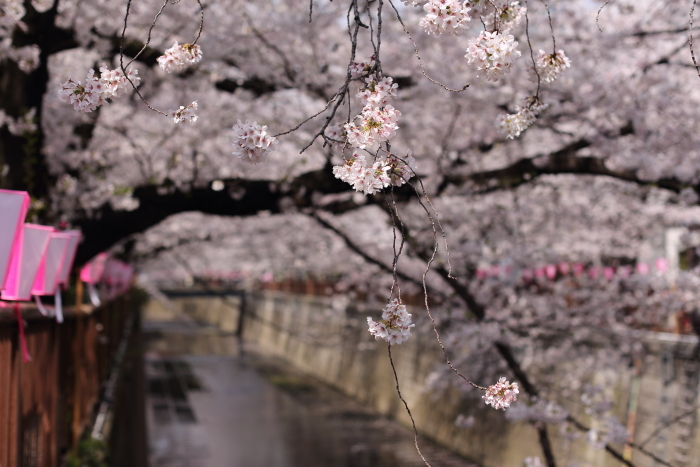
[72, 278, 84, 447]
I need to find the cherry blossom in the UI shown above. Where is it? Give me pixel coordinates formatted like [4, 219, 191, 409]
[10, 44, 40, 73]
[367, 298, 415, 345]
[231, 119, 278, 164]
[496, 96, 548, 138]
[345, 105, 401, 149]
[157, 42, 203, 74]
[57, 69, 106, 112]
[419, 0, 472, 36]
[357, 76, 398, 107]
[490, 1, 526, 33]
[168, 101, 199, 124]
[385, 151, 417, 187]
[535, 49, 571, 83]
[332, 153, 390, 195]
[99, 65, 141, 99]
[465, 31, 521, 82]
[482, 377, 519, 410]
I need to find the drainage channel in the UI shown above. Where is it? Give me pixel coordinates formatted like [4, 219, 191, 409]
[144, 322, 479, 467]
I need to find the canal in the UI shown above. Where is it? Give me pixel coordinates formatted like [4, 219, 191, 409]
[142, 303, 479, 467]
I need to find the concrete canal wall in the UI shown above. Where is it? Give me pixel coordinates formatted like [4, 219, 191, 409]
[161, 289, 700, 467]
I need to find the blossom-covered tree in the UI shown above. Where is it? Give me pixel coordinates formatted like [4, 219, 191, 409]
[2, 0, 700, 465]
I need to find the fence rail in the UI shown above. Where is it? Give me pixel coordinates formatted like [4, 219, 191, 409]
[0, 293, 131, 467]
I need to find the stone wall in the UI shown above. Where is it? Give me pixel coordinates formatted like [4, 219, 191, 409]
[163, 289, 700, 467]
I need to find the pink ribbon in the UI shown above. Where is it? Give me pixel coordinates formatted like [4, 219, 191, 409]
[14, 303, 31, 363]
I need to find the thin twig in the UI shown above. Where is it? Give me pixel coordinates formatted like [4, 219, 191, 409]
[596, 0, 614, 33]
[539, 0, 556, 53]
[119, 0, 169, 116]
[406, 178, 486, 390]
[638, 406, 697, 448]
[690, 0, 700, 77]
[273, 92, 341, 137]
[387, 0, 470, 92]
[193, 0, 205, 45]
[124, 0, 170, 69]
[388, 344, 432, 467]
[524, 2, 542, 98]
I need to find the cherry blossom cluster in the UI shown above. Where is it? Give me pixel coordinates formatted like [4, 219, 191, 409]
[535, 49, 571, 83]
[0, 0, 25, 35]
[367, 298, 415, 345]
[58, 66, 141, 113]
[419, 0, 472, 36]
[482, 377, 519, 410]
[325, 122, 347, 149]
[496, 96, 547, 139]
[345, 105, 401, 149]
[385, 151, 417, 187]
[349, 57, 375, 79]
[157, 42, 203, 74]
[332, 153, 390, 195]
[231, 119, 278, 164]
[466, 31, 521, 82]
[332, 151, 417, 195]
[490, 1, 526, 33]
[9, 45, 40, 73]
[98, 65, 141, 99]
[168, 101, 199, 124]
[0, 108, 37, 136]
[357, 76, 398, 107]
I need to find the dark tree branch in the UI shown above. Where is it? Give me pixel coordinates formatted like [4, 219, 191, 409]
[74, 163, 357, 263]
[443, 139, 688, 196]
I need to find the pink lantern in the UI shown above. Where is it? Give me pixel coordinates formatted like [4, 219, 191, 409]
[31, 231, 71, 321]
[558, 262, 570, 276]
[521, 268, 534, 282]
[617, 266, 632, 278]
[80, 252, 109, 306]
[57, 230, 81, 287]
[572, 263, 585, 277]
[588, 266, 599, 280]
[655, 258, 668, 274]
[602, 266, 615, 281]
[32, 231, 70, 296]
[2, 224, 53, 301]
[79, 252, 109, 284]
[636, 263, 650, 275]
[545, 264, 557, 280]
[0, 189, 30, 289]
[476, 268, 488, 280]
[490, 265, 500, 278]
[534, 267, 545, 279]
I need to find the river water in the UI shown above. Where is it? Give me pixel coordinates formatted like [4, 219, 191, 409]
[143, 316, 479, 467]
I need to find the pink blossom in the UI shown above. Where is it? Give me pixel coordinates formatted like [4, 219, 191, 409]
[157, 42, 203, 74]
[231, 119, 278, 164]
[367, 298, 415, 345]
[483, 377, 519, 410]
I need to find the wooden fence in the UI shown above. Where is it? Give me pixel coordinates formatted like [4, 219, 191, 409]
[0, 292, 131, 467]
